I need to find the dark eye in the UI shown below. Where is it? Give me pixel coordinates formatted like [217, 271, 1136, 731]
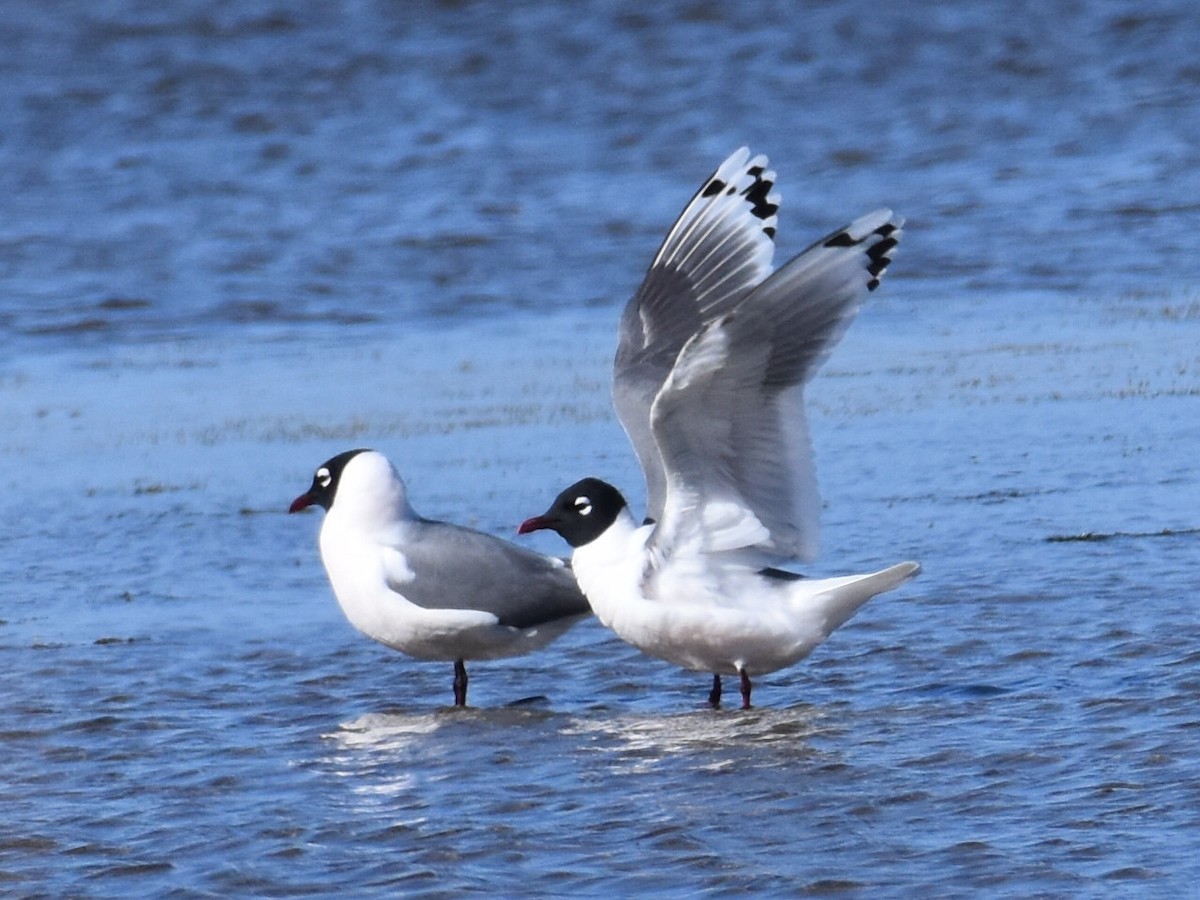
[315, 467, 332, 489]
[573, 496, 592, 516]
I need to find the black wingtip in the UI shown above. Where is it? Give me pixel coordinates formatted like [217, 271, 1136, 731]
[822, 217, 902, 290]
[823, 231, 857, 249]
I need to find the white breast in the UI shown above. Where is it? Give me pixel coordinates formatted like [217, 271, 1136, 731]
[317, 511, 496, 660]
[569, 512, 650, 630]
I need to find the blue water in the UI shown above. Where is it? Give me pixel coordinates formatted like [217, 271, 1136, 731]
[3, 0, 1200, 895]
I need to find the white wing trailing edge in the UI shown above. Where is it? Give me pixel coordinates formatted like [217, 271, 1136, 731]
[614, 148, 781, 522]
[648, 209, 904, 565]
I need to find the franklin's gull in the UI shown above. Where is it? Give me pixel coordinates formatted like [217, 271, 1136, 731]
[291, 449, 590, 706]
[520, 149, 919, 708]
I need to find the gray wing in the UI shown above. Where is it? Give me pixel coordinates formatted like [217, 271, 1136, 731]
[647, 210, 904, 565]
[613, 148, 779, 521]
[388, 520, 590, 629]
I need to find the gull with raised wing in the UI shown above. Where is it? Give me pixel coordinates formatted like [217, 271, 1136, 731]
[520, 149, 919, 708]
[291, 449, 590, 706]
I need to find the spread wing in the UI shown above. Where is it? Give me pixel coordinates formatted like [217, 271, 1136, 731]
[645, 210, 904, 567]
[613, 148, 779, 522]
[382, 521, 590, 630]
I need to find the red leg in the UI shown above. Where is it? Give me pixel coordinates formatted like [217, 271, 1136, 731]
[739, 668, 752, 710]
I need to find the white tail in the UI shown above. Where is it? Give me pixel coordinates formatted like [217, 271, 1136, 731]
[805, 561, 921, 636]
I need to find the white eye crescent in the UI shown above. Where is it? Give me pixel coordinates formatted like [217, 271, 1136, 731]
[315, 467, 332, 489]
[574, 496, 592, 516]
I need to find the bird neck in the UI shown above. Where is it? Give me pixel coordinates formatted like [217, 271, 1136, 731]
[570, 507, 645, 618]
[331, 479, 415, 533]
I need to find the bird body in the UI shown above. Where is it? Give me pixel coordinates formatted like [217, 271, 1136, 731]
[291, 449, 589, 704]
[568, 503, 916, 677]
[521, 148, 919, 707]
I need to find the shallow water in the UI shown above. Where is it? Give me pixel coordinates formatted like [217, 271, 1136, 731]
[3, 0, 1200, 895]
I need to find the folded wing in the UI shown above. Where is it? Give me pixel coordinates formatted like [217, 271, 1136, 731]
[384, 523, 589, 629]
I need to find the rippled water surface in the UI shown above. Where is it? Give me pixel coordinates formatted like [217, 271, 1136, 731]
[3, 1, 1200, 895]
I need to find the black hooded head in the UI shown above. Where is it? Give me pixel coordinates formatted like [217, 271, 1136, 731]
[519, 477, 628, 548]
[288, 449, 371, 513]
